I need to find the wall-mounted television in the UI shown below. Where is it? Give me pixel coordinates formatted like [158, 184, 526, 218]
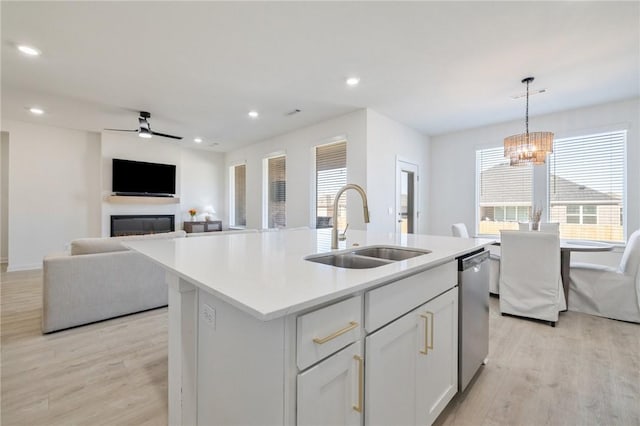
[112, 158, 176, 196]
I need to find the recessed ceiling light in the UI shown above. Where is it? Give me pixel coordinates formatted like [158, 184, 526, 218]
[346, 77, 360, 87]
[248, 110, 259, 119]
[18, 45, 41, 56]
[194, 137, 203, 143]
[29, 107, 44, 115]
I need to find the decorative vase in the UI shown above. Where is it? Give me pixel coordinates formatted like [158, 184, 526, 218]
[532, 221, 539, 231]
[191, 215, 196, 222]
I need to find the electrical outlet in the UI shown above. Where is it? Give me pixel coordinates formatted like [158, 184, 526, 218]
[202, 304, 216, 329]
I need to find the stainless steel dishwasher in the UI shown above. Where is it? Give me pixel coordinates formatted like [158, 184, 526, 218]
[458, 249, 490, 392]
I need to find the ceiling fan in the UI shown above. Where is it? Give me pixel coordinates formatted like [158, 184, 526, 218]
[105, 111, 183, 140]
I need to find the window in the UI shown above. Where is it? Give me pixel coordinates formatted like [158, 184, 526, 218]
[549, 131, 626, 242]
[264, 155, 286, 229]
[476, 130, 626, 242]
[230, 164, 246, 227]
[476, 146, 532, 235]
[315, 141, 347, 229]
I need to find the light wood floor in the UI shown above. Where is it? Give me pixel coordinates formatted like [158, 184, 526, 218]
[1, 267, 639, 426]
[1, 268, 167, 425]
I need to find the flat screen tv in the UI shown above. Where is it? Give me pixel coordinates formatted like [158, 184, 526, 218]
[112, 158, 176, 196]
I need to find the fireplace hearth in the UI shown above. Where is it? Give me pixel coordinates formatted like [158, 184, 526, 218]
[110, 215, 175, 237]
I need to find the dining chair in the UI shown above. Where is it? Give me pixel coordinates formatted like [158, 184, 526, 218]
[539, 222, 560, 234]
[451, 223, 469, 238]
[568, 229, 640, 323]
[499, 230, 566, 326]
[451, 223, 501, 294]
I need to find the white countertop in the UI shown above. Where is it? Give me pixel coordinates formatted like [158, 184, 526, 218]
[124, 229, 494, 321]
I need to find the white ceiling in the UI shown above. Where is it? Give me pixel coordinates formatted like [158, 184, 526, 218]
[2, 1, 639, 151]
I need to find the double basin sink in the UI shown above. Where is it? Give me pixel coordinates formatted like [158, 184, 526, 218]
[305, 246, 431, 269]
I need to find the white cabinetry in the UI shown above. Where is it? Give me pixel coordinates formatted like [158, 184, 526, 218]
[296, 296, 363, 425]
[297, 342, 363, 426]
[366, 287, 458, 426]
[185, 260, 460, 426]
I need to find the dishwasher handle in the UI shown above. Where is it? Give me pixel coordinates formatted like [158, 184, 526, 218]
[459, 250, 490, 271]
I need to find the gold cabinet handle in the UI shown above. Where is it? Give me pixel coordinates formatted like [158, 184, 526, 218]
[353, 355, 363, 413]
[419, 312, 434, 355]
[312, 321, 359, 345]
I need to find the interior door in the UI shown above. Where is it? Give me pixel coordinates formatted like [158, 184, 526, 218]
[396, 160, 419, 234]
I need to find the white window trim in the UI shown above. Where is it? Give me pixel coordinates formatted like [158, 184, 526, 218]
[262, 152, 286, 230]
[229, 162, 246, 228]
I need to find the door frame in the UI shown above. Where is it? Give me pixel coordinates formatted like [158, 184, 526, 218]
[396, 158, 419, 234]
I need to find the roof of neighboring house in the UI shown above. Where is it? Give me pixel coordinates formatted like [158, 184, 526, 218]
[479, 163, 620, 205]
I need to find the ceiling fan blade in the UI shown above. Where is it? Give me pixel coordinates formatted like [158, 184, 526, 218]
[104, 128, 138, 132]
[150, 131, 183, 140]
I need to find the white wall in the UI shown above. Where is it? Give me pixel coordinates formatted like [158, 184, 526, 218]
[179, 148, 226, 225]
[429, 98, 639, 264]
[1, 132, 9, 263]
[3, 120, 102, 271]
[224, 109, 431, 233]
[101, 132, 183, 235]
[366, 110, 430, 233]
[429, 98, 639, 238]
[225, 110, 368, 230]
[101, 132, 226, 235]
[0, 121, 225, 271]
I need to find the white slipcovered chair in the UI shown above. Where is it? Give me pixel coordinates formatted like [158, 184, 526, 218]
[451, 223, 501, 294]
[518, 222, 530, 231]
[568, 230, 640, 323]
[499, 230, 566, 326]
[539, 222, 560, 234]
[451, 223, 469, 238]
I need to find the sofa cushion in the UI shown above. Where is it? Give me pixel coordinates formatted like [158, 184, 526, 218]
[70, 230, 187, 255]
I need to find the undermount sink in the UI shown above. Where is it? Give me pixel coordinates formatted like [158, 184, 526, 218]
[352, 246, 431, 261]
[305, 245, 431, 269]
[305, 253, 392, 269]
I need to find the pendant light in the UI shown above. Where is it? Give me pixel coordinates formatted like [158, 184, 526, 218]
[504, 77, 553, 166]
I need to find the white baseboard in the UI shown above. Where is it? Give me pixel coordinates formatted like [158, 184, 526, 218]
[6, 263, 42, 272]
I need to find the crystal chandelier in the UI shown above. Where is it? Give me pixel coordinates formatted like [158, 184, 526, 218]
[504, 77, 554, 166]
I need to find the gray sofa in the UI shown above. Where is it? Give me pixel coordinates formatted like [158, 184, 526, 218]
[42, 230, 186, 333]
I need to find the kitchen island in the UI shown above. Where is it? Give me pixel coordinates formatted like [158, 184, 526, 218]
[125, 228, 493, 426]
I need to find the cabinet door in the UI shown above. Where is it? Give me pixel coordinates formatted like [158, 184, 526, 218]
[365, 307, 422, 426]
[366, 287, 458, 426]
[297, 342, 363, 426]
[419, 287, 458, 425]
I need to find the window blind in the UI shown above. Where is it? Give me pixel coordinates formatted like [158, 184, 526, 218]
[316, 141, 347, 229]
[548, 130, 626, 242]
[233, 164, 246, 227]
[476, 146, 532, 235]
[267, 155, 286, 228]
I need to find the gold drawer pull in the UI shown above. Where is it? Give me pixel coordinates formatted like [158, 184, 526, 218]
[353, 354, 364, 413]
[313, 321, 359, 344]
[419, 312, 434, 355]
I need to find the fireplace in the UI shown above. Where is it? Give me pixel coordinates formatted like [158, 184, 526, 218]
[110, 215, 175, 237]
